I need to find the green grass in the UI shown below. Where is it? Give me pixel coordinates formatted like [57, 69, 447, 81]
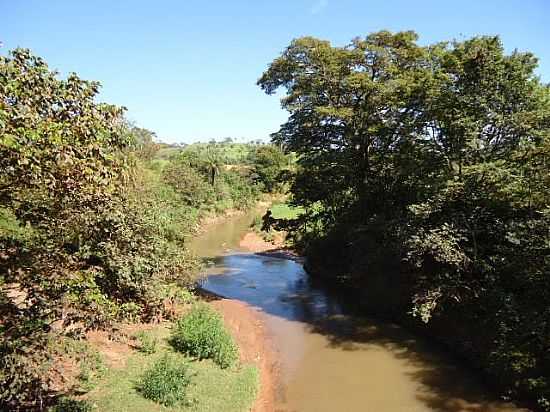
[269, 203, 305, 219]
[134, 330, 158, 355]
[85, 325, 258, 412]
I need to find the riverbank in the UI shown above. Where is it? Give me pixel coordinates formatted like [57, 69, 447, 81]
[192, 200, 272, 236]
[74, 237, 275, 411]
[231, 228, 530, 412]
[210, 298, 278, 412]
[195, 230, 284, 412]
[239, 229, 303, 262]
[188, 208, 286, 412]
[190, 227, 300, 412]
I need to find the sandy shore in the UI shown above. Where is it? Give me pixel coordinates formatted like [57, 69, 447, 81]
[239, 231, 303, 263]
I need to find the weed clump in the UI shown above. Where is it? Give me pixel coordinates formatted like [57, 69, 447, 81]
[134, 331, 158, 355]
[138, 355, 193, 407]
[49, 397, 93, 412]
[170, 304, 238, 369]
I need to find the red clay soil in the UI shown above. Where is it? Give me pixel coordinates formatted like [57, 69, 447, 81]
[86, 323, 156, 369]
[211, 298, 279, 412]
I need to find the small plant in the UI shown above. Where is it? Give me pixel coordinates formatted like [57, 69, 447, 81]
[138, 354, 194, 407]
[134, 331, 158, 355]
[118, 302, 142, 322]
[170, 304, 238, 369]
[158, 283, 197, 305]
[57, 338, 106, 392]
[49, 397, 93, 412]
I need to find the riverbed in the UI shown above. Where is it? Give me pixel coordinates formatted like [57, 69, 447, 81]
[189, 210, 525, 412]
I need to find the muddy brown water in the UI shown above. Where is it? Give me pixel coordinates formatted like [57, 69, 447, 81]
[189, 211, 526, 412]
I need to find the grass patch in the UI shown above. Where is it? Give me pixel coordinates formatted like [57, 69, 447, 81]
[269, 203, 304, 219]
[85, 325, 258, 412]
[134, 331, 158, 355]
[170, 304, 238, 369]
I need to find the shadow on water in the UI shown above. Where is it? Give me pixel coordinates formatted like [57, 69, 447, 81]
[190, 210, 523, 411]
[199, 253, 522, 412]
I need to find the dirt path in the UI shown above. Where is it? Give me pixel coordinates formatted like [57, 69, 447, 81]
[211, 298, 279, 412]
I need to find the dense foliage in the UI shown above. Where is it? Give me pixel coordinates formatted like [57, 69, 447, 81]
[260, 31, 550, 409]
[0, 49, 270, 410]
[249, 145, 289, 192]
[163, 147, 261, 212]
[170, 304, 238, 369]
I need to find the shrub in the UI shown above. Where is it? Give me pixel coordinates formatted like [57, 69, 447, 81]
[134, 331, 158, 355]
[138, 355, 193, 407]
[170, 304, 238, 369]
[162, 161, 214, 208]
[0, 348, 51, 410]
[49, 397, 93, 412]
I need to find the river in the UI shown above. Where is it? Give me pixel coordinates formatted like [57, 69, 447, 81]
[189, 210, 525, 412]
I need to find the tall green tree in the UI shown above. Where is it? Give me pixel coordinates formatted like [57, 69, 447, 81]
[260, 32, 550, 409]
[0, 48, 130, 408]
[250, 145, 288, 192]
[258, 31, 430, 220]
[0, 49, 197, 409]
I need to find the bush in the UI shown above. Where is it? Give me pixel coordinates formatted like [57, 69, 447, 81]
[0, 50, 199, 408]
[162, 160, 215, 208]
[138, 355, 193, 407]
[134, 331, 158, 355]
[49, 397, 93, 412]
[170, 304, 238, 369]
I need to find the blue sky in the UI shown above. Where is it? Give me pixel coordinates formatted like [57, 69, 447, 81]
[2, 0, 549, 143]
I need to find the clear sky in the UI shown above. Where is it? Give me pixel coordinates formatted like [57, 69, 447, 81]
[2, 0, 549, 143]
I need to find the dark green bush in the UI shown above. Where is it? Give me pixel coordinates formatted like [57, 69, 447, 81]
[138, 355, 193, 407]
[170, 304, 238, 369]
[219, 170, 260, 210]
[162, 161, 215, 208]
[249, 145, 288, 192]
[49, 397, 93, 412]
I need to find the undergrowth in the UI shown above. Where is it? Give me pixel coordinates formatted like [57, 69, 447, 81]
[170, 304, 238, 369]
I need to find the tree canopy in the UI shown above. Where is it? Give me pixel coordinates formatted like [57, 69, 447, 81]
[259, 31, 550, 409]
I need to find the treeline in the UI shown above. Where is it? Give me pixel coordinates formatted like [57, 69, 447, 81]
[259, 32, 550, 409]
[0, 49, 286, 410]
